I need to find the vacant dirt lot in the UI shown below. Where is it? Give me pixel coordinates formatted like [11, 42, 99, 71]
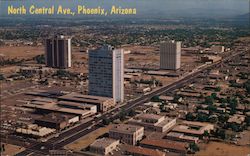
[0, 46, 44, 59]
[0, 144, 25, 156]
[64, 125, 112, 152]
[196, 141, 250, 156]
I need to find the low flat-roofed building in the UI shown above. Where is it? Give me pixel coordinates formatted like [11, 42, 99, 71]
[177, 91, 201, 98]
[147, 70, 170, 76]
[124, 74, 135, 82]
[89, 138, 119, 155]
[211, 45, 225, 53]
[109, 124, 144, 145]
[20, 66, 54, 75]
[125, 69, 142, 73]
[165, 132, 199, 144]
[227, 114, 245, 125]
[159, 95, 174, 101]
[126, 72, 142, 77]
[29, 97, 56, 105]
[57, 101, 97, 114]
[172, 121, 214, 137]
[163, 103, 178, 111]
[49, 150, 72, 156]
[140, 139, 188, 154]
[58, 93, 114, 112]
[26, 90, 64, 98]
[201, 55, 222, 63]
[16, 124, 56, 138]
[124, 145, 166, 156]
[144, 102, 160, 108]
[24, 98, 95, 118]
[128, 113, 176, 132]
[34, 113, 79, 130]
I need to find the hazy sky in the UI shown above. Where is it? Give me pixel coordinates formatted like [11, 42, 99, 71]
[0, 0, 249, 18]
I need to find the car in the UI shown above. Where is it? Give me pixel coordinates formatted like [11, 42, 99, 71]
[40, 146, 45, 150]
[41, 139, 47, 142]
[87, 126, 92, 130]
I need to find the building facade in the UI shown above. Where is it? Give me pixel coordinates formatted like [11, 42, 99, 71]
[89, 138, 119, 155]
[45, 35, 72, 68]
[88, 45, 124, 103]
[128, 113, 177, 132]
[58, 93, 114, 112]
[109, 124, 144, 145]
[160, 40, 181, 70]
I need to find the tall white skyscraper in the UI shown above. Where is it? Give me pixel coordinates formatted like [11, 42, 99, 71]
[88, 45, 124, 103]
[160, 40, 181, 70]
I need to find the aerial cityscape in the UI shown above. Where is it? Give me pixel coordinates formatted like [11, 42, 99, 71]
[0, 0, 250, 156]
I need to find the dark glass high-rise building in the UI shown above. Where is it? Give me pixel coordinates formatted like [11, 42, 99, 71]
[45, 35, 72, 69]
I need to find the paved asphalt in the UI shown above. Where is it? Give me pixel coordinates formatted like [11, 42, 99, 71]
[13, 51, 244, 156]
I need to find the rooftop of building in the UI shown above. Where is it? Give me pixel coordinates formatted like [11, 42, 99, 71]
[166, 132, 199, 141]
[156, 117, 176, 127]
[90, 138, 119, 149]
[140, 139, 188, 152]
[31, 97, 55, 103]
[172, 121, 214, 135]
[16, 124, 56, 137]
[129, 113, 176, 127]
[161, 40, 181, 44]
[24, 99, 93, 116]
[57, 101, 96, 109]
[110, 124, 144, 134]
[58, 93, 113, 104]
[26, 90, 64, 98]
[137, 113, 164, 121]
[35, 113, 76, 124]
[124, 145, 165, 156]
[47, 35, 72, 40]
[228, 114, 246, 124]
[159, 95, 174, 101]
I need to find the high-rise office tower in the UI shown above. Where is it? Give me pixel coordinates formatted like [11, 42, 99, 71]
[160, 40, 181, 70]
[88, 45, 124, 103]
[45, 35, 72, 69]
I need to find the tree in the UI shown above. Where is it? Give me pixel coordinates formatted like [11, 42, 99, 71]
[245, 116, 250, 126]
[197, 113, 209, 122]
[218, 114, 229, 123]
[128, 109, 136, 117]
[229, 98, 238, 115]
[173, 95, 181, 103]
[203, 130, 210, 137]
[0, 74, 5, 80]
[189, 143, 199, 152]
[204, 96, 214, 105]
[0, 144, 5, 152]
[186, 112, 196, 121]
[207, 105, 217, 112]
[118, 109, 126, 121]
[151, 96, 162, 102]
[219, 98, 227, 104]
[215, 129, 226, 139]
[244, 80, 250, 94]
[34, 54, 45, 64]
[211, 93, 217, 99]
[228, 123, 241, 132]
[209, 116, 218, 123]
[102, 118, 111, 125]
[215, 87, 221, 92]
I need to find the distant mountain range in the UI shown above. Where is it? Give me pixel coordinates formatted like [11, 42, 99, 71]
[235, 13, 250, 19]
